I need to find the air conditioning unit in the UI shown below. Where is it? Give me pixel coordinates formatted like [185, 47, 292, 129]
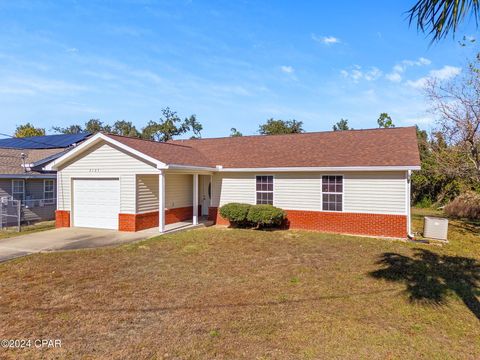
[423, 217, 448, 241]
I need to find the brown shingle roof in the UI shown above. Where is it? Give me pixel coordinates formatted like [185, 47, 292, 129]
[105, 127, 420, 169]
[105, 134, 215, 167]
[0, 148, 65, 174]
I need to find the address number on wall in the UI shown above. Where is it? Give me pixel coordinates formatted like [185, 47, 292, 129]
[89, 169, 100, 173]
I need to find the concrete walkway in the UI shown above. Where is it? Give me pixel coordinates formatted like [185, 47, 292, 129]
[0, 227, 160, 263]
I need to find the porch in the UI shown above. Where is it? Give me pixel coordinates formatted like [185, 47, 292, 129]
[131, 171, 214, 233]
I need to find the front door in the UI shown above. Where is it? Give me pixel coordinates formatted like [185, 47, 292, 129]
[200, 176, 211, 216]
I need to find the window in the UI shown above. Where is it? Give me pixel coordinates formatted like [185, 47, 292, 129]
[322, 175, 343, 211]
[12, 179, 25, 201]
[44, 179, 55, 204]
[256, 175, 273, 205]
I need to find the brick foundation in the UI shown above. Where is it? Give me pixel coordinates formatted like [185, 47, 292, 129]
[119, 205, 202, 232]
[208, 207, 407, 238]
[55, 210, 70, 228]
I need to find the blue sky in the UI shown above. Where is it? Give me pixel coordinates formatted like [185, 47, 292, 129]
[0, 1, 477, 138]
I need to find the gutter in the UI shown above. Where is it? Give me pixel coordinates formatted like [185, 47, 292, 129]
[0, 174, 56, 179]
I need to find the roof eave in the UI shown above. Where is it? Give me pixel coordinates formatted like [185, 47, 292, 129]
[217, 165, 421, 172]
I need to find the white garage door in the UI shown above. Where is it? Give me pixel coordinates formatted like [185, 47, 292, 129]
[73, 179, 120, 229]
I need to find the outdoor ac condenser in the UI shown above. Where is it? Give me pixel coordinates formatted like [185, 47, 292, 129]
[423, 217, 449, 241]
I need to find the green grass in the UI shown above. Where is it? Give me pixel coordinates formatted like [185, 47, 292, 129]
[0, 210, 479, 359]
[0, 220, 55, 240]
[412, 207, 480, 257]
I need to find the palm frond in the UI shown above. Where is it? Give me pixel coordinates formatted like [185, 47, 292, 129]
[407, 0, 480, 42]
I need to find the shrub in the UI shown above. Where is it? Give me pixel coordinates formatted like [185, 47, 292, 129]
[246, 204, 286, 228]
[219, 203, 251, 226]
[444, 192, 480, 220]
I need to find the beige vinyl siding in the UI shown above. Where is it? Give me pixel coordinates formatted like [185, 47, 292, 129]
[57, 142, 158, 214]
[165, 173, 193, 209]
[212, 173, 256, 207]
[136, 175, 159, 213]
[274, 173, 322, 211]
[343, 172, 406, 215]
[136, 173, 193, 212]
[212, 171, 407, 215]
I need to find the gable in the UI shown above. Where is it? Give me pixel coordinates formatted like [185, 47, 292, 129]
[58, 141, 159, 174]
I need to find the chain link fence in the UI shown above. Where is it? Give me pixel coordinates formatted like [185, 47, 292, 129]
[0, 196, 21, 231]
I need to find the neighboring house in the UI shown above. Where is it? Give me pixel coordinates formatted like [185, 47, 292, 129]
[46, 127, 420, 238]
[0, 133, 90, 225]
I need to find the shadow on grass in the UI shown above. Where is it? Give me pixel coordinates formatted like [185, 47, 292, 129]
[370, 249, 480, 320]
[3, 288, 401, 314]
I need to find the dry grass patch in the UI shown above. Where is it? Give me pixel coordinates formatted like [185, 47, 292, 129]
[0, 211, 479, 359]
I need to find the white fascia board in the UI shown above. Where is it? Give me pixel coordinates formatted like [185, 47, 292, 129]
[217, 165, 421, 172]
[165, 164, 217, 171]
[45, 133, 167, 170]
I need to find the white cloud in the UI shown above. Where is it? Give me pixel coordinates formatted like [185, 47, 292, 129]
[312, 34, 340, 45]
[385, 57, 431, 83]
[385, 72, 402, 82]
[280, 65, 294, 74]
[430, 65, 462, 80]
[341, 65, 382, 82]
[402, 116, 435, 125]
[406, 65, 461, 89]
[66, 47, 78, 53]
[1, 76, 88, 95]
[364, 67, 382, 81]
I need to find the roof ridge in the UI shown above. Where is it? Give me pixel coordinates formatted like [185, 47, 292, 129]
[103, 133, 195, 149]
[170, 126, 416, 142]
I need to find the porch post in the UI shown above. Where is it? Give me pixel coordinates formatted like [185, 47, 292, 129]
[193, 173, 199, 225]
[159, 170, 165, 233]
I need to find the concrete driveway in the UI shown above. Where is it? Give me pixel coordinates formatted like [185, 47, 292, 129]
[0, 227, 160, 263]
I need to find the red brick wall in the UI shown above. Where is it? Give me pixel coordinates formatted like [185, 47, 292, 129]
[118, 205, 201, 232]
[55, 210, 70, 228]
[208, 207, 406, 238]
[118, 213, 137, 232]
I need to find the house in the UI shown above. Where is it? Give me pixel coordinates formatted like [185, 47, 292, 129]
[45, 127, 420, 238]
[0, 133, 91, 226]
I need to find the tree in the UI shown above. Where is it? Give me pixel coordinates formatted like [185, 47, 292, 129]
[258, 118, 304, 135]
[14, 123, 46, 137]
[111, 120, 140, 137]
[230, 128, 243, 137]
[332, 118, 351, 131]
[52, 119, 111, 135]
[141, 107, 202, 142]
[85, 119, 111, 134]
[52, 124, 84, 134]
[184, 115, 202, 139]
[425, 55, 480, 181]
[377, 113, 395, 128]
[408, 0, 480, 42]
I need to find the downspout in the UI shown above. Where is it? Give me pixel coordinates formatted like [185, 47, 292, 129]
[406, 170, 415, 239]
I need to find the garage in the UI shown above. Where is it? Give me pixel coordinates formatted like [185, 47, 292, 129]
[73, 179, 120, 229]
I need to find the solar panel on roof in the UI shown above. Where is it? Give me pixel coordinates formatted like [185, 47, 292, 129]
[0, 132, 91, 149]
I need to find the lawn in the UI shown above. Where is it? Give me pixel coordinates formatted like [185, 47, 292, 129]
[0, 209, 479, 359]
[0, 221, 55, 240]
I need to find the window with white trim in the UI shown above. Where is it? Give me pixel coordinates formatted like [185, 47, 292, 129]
[44, 179, 54, 203]
[322, 175, 343, 211]
[12, 179, 25, 201]
[256, 175, 273, 205]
